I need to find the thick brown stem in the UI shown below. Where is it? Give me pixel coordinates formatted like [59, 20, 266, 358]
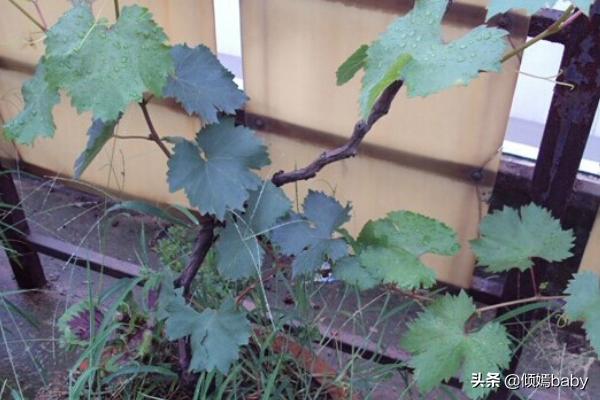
[174, 218, 216, 298]
[173, 217, 215, 384]
[271, 80, 403, 187]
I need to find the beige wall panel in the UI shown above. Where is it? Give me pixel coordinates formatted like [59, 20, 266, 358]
[258, 132, 491, 288]
[241, 0, 523, 166]
[242, 0, 526, 287]
[0, 0, 216, 67]
[580, 209, 600, 273]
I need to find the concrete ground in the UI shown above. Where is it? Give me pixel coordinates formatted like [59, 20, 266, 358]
[0, 173, 598, 399]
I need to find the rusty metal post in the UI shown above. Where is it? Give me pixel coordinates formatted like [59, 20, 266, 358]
[491, 4, 600, 398]
[0, 163, 46, 288]
[531, 1, 600, 293]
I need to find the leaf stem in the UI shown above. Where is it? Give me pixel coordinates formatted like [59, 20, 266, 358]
[530, 268, 540, 297]
[113, 134, 152, 140]
[475, 295, 564, 314]
[113, 0, 120, 19]
[501, 5, 576, 64]
[8, 0, 47, 32]
[139, 101, 172, 159]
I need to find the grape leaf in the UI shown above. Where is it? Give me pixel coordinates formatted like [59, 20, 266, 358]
[486, 1, 592, 21]
[471, 203, 574, 273]
[215, 182, 291, 280]
[333, 256, 378, 290]
[74, 118, 118, 178]
[271, 191, 351, 277]
[360, 247, 437, 290]
[215, 220, 264, 281]
[165, 296, 250, 374]
[344, 0, 507, 117]
[401, 291, 511, 399]
[348, 211, 459, 290]
[3, 64, 60, 144]
[357, 211, 460, 255]
[43, 5, 173, 122]
[164, 44, 248, 124]
[336, 44, 369, 86]
[564, 271, 600, 355]
[167, 118, 270, 220]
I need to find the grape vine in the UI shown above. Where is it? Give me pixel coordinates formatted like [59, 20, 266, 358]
[5, 0, 599, 398]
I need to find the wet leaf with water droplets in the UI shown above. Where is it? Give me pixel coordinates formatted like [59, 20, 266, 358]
[339, 0, 507, 117]
[3, 64, 59, 144]
[336, 210, 460, 290]
[43, 5, 173, 122]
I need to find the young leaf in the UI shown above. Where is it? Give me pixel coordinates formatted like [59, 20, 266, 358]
[271, 191, 351, 277]
[167, 118, 270, 220]
[357, 211, 460, 255]
[486, 1, 592, 21]
[564, 271, 600, 355]
[471, 203, 574, 273]
[346, 211, 459, 290]
[164, 44, 248, 124]
[74, 119, 118, 178]
[3, 64, 60, 144]
[333, 256, 378, 290]
[359, 247, 437, 289]
[165, 297, 251, 374]
[401, 292, 511, 399]
[358, 0, 507, 117]
[336, 44, 369, 86]
[43, 5, 173, 122]
[215, 182, 292, 280]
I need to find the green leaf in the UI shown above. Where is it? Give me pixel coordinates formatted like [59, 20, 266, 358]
[74, 119, 117, 178]
[352, 211, 459, 290]
[164, 44, 248, 124]
[471, 203, 574, 273]
[215, 220, 264, 281]
[167, 118, 270, 220]
[3, 64, 60, 144]
[336, 44, 369, 86]
[360, 247, 437, 290]
[333, 256, 378, 290]
[564, 271, 600, 355]
[363, 54, 411, 115]
[215, 182, 291, 280]
[43, 5, 173, 122]
[359, 0, 507, 117]
[165, 297, 251, 374]
[486, 1, 592, 21]
[357, 211, 460, 255]
[401, 292, 511, 399]
[271, 191, 351, 277]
